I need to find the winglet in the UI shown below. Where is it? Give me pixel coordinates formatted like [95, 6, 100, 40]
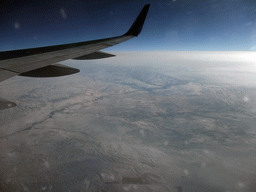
[124, 4, 150, 36]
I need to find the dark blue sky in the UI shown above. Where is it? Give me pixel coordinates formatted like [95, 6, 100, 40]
[1, 0, 256, 51]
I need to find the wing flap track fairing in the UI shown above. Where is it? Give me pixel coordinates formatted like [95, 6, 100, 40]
[73, 51, 115, 60]
[19, 64, 80, 77]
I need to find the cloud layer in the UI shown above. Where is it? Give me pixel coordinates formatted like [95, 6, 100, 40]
[0, 51, 256, 191]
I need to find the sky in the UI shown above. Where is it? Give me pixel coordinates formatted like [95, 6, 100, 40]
[1, 0, 256, 51]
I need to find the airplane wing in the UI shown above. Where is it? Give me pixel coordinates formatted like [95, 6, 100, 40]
[0, 4, 150, 109]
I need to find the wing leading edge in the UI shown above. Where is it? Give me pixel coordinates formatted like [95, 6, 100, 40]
[0, 4, 150, 110]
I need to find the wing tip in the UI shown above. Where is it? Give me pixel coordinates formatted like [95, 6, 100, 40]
[124, 4, 150, 37]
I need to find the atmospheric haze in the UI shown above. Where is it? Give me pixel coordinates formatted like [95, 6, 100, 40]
[1, 51, 256, 192]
